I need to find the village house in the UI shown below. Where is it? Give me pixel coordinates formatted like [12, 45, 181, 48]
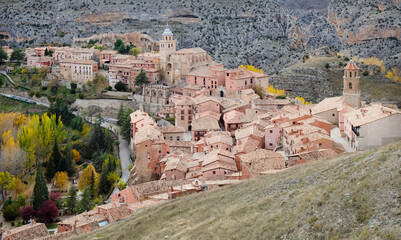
[264, 124, 283, 150]
[241, 88, 260, 104]
[2, 222, 49, 240]
[130, 110, 157, 141]
[99, 50, 118, 65]
[197, 130, 233, 152]
[59, 59, 98, 84]
[252, 98, 291, 111]
[233, 125, 265, 166]
[239, 149, 286, 179]
[186, 63, 227, 90]
[174, 96, 194, 131]
[72, 48, 96, 60]
[201, 149, 237, 180]
[191, 115, 221, 141]
[287, 148, 338, 167]
[193, 95, 221, 119]
[53, 47, 74, 62]
[26, 55, 54, 68]
[1, 46, 14, 60]
[343, 104, 401, 151]
[160, 151, 191, 181]
[225, 68, 269, 92]
[160, 126, 186, 141]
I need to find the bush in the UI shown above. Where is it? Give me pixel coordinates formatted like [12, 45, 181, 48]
[362, 70, 369, 76]
[19, 206, 35, 221]
[276, 95, 286, 99]
[37, 200, 59, 223]
[3, 203, 20, 221]
[344, 57, 350, 61]
[325, 63, 330, 69]
[105, 86, 112, 91]
[114, 81, 127, 92]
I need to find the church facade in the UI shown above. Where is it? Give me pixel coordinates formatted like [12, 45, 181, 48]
[159, 26, 213, 84]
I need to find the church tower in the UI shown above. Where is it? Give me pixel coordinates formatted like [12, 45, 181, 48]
[343, 60, 361, 108]
[159, 26, 176, 74]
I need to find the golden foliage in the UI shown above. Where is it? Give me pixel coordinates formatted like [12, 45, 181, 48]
[7, 177, 25, 198]
[238, 65, 264, 74]
[268, 86, 286, 96]
[72, 149, 80, 163]
[385, 68, 401, 83]
[53, 171, 70, 191]
[354, 56, 386, 72]
[78, 163, 99, 191]
[296, 96, 312, 105]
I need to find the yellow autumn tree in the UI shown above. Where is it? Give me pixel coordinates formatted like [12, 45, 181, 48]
[7, 177, 25, 198]
[354, 56, 386, 72]
[386, 68, 401, 83]
[296, 96, 312, 105]
[53, 171, 70, 192]
[0, 131, 26, 175]
[238, 65, 264, 74]
[78, 163, 99, 191]
[72, 149, 80, 163]
[268, 85, 286, 96]
[18, 113, 65, 165]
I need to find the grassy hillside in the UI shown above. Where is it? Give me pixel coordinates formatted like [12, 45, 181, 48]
[75, 142, 401, 240]
[0, 95, 47, 114]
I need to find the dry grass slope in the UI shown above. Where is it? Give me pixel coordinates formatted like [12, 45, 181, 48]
[74, 142, 401, 240]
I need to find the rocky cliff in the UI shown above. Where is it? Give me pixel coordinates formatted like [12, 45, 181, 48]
[0, 0, 400, 102]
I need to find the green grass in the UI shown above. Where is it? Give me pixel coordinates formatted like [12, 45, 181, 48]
[0, 95, 47, 113]
[74, 142, 401, 240]
[46, 223, 58, 229]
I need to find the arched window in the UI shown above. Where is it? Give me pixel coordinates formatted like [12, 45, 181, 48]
[349, 82, 352, 89]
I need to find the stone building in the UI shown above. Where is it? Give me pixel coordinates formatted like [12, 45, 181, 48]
[2, 222, 49, 240]
[142, 84, 171, 105]
[159, 26, 212, 84]
[343, 60, 361, 108]
[59, 59, 98, 84]
[343, 104, 401, 151]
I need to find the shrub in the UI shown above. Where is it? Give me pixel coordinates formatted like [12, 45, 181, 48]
[114, 81, 127, 91]
[362, 70, 369, 76]
[3, 203, 20, 221]
[19, 206, 35, 222]
[325, 63, 330, 69]
[37, 200, 59, 223]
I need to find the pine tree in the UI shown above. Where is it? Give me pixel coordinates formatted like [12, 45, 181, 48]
[98, 155, 116, 196]
[66, 186, 77, 214]
[46, 138, 61, 181]
[33, 164, 49, 210]
[77, 187, 94, 213]
[117, 103, 125, 126]
[121, 108, 133, 141]
[135, 68, 149, 86]
[87, 116, 106, 156]
[63, 140, 75, 176]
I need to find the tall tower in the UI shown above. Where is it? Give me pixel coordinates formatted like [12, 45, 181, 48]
[159, 26, 176, 73]
[343, 60, 361, 108]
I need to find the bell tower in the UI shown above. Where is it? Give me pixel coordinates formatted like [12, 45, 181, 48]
[343, 59, 361, 108]
[159, 25, 176, 73]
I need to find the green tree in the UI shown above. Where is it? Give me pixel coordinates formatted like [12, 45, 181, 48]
[77, 187, 94, 213]
[48, 98, 74, 125]
[135, 68, 149, 86]
[98, 155, 117, 196]
[66, 186, 77, 214]
[87, 116, 106, 156]
[114, 81, 127, 91]
[10, 49, 25, 62]
[0, 172, 11, 202]
[121, 108, 134, 141]
[46, 138, 61, 181]
[33, 164, 49, 210]
[63, 140, 75, 176]
[113, 39, 124, 51]
[129, 47, 141, 58]
[0, 48, 8, 63]
[117, 103, 125, 126]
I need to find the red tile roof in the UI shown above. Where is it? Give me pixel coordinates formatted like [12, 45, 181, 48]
[344, 60, 359, 70]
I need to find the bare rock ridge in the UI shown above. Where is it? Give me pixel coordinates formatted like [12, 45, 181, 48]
[1, 0, 400, 73]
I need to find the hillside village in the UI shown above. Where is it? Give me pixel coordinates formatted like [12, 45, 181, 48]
[0, 24, 401, 240]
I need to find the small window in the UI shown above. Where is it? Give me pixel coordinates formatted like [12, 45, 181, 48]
[176, 136, 180, 141]
[213, 171, 216, 174]
[269, 143, 273, 146]
[332, 113, 335, 117]
[169, 136, 173, 140]
[181, 110, 184, 114]
[319, 143, 322, 147]
[188, 110, 192, 114]
[270, 130, 273, 133]
[181, 116, 184, 120]
[349, 82, 352, 89]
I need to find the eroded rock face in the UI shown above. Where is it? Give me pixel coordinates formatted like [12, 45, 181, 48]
[0, 0, 400, 76]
